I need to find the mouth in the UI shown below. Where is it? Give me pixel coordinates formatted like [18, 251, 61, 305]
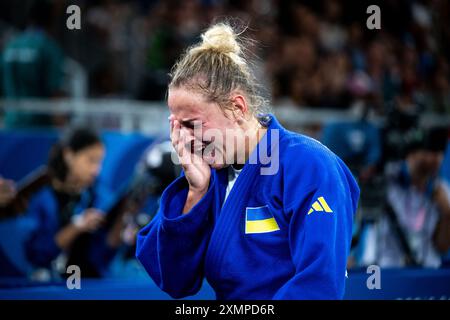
[192, 141, 207, 153]
[188, 141, 205, 159]
[193, 141, 217, 159]
[193, 140, 212, 153]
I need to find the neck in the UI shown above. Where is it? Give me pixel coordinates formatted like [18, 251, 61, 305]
[243, 117, 267, 163]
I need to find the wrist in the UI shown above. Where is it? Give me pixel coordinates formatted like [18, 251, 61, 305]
[186, 188, 207, 205]
[188, 185, 208, 197]
[183, 188, 208, 214]
[71, 215, 86, 232]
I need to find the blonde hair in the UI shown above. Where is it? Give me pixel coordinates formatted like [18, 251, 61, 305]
[169, 22, 270, 122]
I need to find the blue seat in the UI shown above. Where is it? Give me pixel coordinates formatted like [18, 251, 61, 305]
[98, 131, 154, 193]
[0, 129, 154, 190]
[0, 129, 58, 181]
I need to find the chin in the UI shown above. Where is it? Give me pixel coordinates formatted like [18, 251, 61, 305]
[203, 149, 227, 170]
[211, 163, 227, 170]
[205, 159, 227, 170]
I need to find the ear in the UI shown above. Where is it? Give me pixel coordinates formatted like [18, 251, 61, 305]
[230, 92, 249, 120]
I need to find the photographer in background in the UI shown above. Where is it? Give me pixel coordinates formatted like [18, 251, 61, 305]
[22, 128, 118, 279]
[376, 126, 450, 268]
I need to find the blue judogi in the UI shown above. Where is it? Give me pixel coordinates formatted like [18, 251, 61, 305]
[136, 115, 360, 299]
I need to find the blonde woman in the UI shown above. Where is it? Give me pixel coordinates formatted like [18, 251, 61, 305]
[136, 23, 360, 300]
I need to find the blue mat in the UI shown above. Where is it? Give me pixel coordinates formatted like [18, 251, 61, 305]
[1, 268, 449, 300]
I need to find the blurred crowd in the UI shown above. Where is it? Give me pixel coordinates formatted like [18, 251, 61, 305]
[0, 0, 449, 115]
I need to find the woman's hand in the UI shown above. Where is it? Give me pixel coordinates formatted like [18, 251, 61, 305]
[170, 116, 211, 214]
[74, 209, 105, 233]
[170, 116, 211, 194]
[434, 183, 450, 218]
[56, 209, 105, 250]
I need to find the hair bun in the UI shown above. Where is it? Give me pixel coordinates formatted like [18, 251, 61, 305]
[199, 23, 240, 55]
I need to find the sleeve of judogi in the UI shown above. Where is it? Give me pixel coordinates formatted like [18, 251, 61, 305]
[136, 172, 215, 299]
[25, 191, 62, 268]
[273, 145, 360, 300]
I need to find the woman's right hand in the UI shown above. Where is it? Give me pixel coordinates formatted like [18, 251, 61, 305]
[56, 209, 105, 250]
[170, 116, 211, 195]
[74, 209, 105, 233]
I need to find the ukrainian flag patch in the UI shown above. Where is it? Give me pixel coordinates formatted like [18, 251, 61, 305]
[245, 205, 280, 234]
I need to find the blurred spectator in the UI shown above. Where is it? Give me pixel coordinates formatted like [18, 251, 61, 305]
[423, 59, 450, 114]
[135, 1, 182, 100]
[1, 0, 66, 128]
[376, 127, 450, 268]
[0, 0, 447, 112]
[21, 128, 120, 279]
[321, 116, 381, 179]
[319, 0, 347, 52]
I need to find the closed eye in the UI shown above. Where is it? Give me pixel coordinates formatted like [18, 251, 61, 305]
[180, 120, 195, 129]
[180, 119, 202, 130]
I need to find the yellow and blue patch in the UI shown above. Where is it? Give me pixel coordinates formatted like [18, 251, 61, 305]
[245, 205, 280, 234]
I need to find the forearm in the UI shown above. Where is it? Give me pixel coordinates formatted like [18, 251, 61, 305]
[434, 215, 450, 253]
[436, 200, 450, 219]
[433, 189, 450, 253]
[137, 212, 212, 298]
[136, 175, 214, 298]
[55, 223, 83, 250]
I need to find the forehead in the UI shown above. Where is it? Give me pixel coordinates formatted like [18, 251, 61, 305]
[167, 87, 210, 118]
[75, 143, 105, 156]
